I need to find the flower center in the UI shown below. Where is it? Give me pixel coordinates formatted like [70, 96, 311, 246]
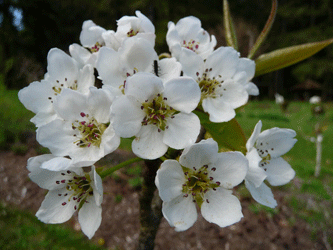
[72, 112, 108, 148]
[197, 69, 224, 100]
[182, 165, 220, 207]
[56, 170, 94, 211]
[182, 39, 200, 52]
[48, 78, 78, 103]
[141, 94, 176, 132]
[127, 28, 139, 37]
[90, 42, 103, 53]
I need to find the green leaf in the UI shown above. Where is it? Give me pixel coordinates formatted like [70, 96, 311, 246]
[248, 0, 278, 59]
[223, 0, 238, 51]
[255, 38, 333, 76]
[195, 110, 247, 153]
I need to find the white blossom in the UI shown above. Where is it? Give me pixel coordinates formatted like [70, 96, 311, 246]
[111, 72, 201, 159]
[37, 87, 120, 163]
[69, 20, 109, 68]
[166, 16, 216, 60]
[155, 139, 248, 231]
[111, 10, 155, 50]
[180, 46, 257, 122]
[27, 154, 103, 239]
[18, 48, 94, 127]
[245, 120, 297, 208]
[96, 36, 181, 97]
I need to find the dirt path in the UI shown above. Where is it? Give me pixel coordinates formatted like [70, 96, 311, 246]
[0, 149, 327, 250]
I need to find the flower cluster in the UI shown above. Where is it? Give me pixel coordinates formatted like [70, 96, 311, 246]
[19, 12, 296, 238]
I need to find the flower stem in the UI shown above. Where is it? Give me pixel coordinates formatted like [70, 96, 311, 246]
[99, 157, 143, 179]
[137, 159, 163, 250]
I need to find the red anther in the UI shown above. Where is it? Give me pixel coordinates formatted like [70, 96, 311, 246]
[80, 112, 86, 117]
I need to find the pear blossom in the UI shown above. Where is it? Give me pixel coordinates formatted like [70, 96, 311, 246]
[155, 139, 248, 231]
[166, 16, 216, 60]
[18, 48, 94, 127]
[180, 46, 256, 122]
[96, 36, 181, 97]
[37, 87, 120, 163]
[27, 154, 103, 239]
[111, 72, 201, 159]
[245, 120, 297, 208]
[109, 10, 155, 50]
[69, 20, 109, 67]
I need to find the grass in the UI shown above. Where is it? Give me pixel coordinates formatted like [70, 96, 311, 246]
[0, 88, 35, 150]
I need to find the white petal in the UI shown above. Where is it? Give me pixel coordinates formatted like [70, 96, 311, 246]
[202, 97, 235, 123]
[76, 64, 95, 93]
[246, 120, 262, 152]
[46, 48, 79, 85]
[163, 113, 200, 150]
[219, 80, 248, 109]
[30, 111, 58, 127]
[179, 48, 204, 79]
[87, 87, 112, 123]
[245, 180, 277, 208]
[29, 167, 71, 190]
[119, 37, 157, 73]
[36, 190, 76, 224]
[174, 16, 201, 40]
[102, 30, 121, 50]
[98, 125, 120, 158]
[236, 58, 255, 81]
[245, 148, 267, 187]
[80, 20, 106, 47]
[179, 138, 218, 170]
[111, 95, 145, 137]
[162, 195, 197, 232]
[125, 72, 164, 103]
[205, 47, 239, 80]
[157, 57, 181, 82]
[78, 196, 102, 239]
[53, 89, 87, 121]
[163, 77, 200, 113]
[40, 156, 74, 171]
[245, 82, 259, 96]
[265, 157, 296, 186]
[256, 128, 297, 158]
[96, 47, 124, 87]
[201, 188, 243, 227]
[132, 125, 168, 159]
[18, 80, 54, 114]
[36, 119, 77, 157]
[91, 166, 103, 206]
[26, 154, 56, 172]
[210, 151, 248, 189]
[135, 10, 155, 33]
[155, 160, 185, 202]
[69, 43, 93, 68]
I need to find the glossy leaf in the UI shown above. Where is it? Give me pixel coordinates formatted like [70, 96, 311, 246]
[255, 38, 333, 76]
[248, 0, 278, 59]
[223, 0, 238, 51]
[195, 110, 246, 153]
